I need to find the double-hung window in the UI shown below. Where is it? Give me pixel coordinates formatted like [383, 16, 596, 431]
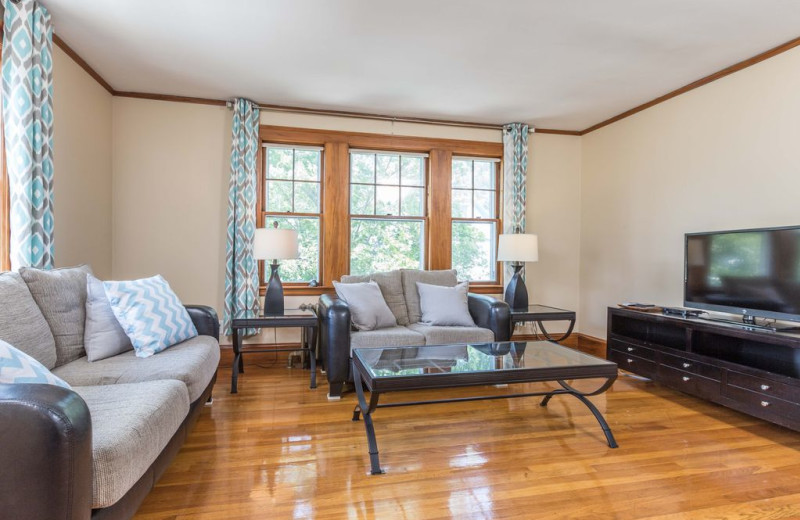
[451, 157, 500, 282]
[349, 150, 427, 275]
[262, 144, 322, 284]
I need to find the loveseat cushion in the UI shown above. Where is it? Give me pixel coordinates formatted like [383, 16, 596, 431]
[350, 326, 425, 354]
[0, 271, 57, 368]
[73, 380, 190, 508]
[19, 265, 92, 366]
[341, 269, 409, 325]
[401, 269, 457, 324]
[53, 334, 220, 402]
[407, 323, 495, 345]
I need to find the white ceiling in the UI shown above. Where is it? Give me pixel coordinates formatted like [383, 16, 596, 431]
[44, 0, 800, 131]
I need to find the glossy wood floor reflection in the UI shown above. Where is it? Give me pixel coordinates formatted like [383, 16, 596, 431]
[134, 355, 800, 520]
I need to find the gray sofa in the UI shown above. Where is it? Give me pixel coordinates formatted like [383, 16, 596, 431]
[319, 269, 510, 398]
[0, 267, 220, 520]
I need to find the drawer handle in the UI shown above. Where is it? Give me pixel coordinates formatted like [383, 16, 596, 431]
[627, 347, 634, 352]
[682, 363, 691, 369]
[761, 401, 770, 407]
[626, 358, 634, 364]
[760, 384, 770, 391]
[682, 376, 690, 382]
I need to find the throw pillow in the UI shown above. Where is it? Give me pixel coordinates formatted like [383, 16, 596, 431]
[333, 280, 398, 331]
[103, 275, 198, 358]
[84, 274, 133, 362]
[19, 264, 93, 366]
[0, 339, 71, 389]
[0, 271, 57, 369]
[416, 281, 476, 327]
[401, 269, 458, 323]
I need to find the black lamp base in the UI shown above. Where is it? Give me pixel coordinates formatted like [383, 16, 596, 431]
[504, 263, 529, 310]
[264, 261, 285, 315]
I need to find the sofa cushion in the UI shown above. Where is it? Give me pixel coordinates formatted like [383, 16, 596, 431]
[19, 265, 92, 366]
[417, 281, 475, 326]
[350, 326, 425, 354]
[0, 271, 57, 368]
[341, 269, 409, 325]
[333, 280, 397, 331]
[84, 274, 133, 362]
[53, 334, 220, 402]
[73, 380, 190, 509]
[0, 339, 71, 388]
[401, 269, 457, 324]
[407, 323, 495, 346]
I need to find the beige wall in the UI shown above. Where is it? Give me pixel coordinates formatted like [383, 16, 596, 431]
[579, 46, 800, 338]
[52, 45, 113, 277]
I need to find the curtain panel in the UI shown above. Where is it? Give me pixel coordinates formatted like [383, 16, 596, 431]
[502, 123, 530, 283]
[1, 0, 55, 270]
[223, 98, 261, 336]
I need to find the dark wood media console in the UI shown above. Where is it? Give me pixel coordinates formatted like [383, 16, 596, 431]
[607, 307, 800, 432]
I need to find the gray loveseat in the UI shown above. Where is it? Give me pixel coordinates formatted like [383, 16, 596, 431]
[319, 269, 510, 399]
[0, 267, 220, 520]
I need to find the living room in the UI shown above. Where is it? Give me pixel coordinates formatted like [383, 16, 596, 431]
[2, 1, 800, 519]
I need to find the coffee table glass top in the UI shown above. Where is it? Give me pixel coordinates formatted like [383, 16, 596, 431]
[354, 341, 614, 379]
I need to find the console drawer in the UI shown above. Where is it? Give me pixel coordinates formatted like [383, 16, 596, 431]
[658, 364, 720, 401]
[726, 371, 799, 403]
[608, 349, 656, 378]
[660, 352, 721, 381]
[723, 384, 800, 422]
[608, 339, 657, 361]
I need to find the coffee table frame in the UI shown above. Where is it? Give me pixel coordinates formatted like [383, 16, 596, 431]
[352, 342, 618, 475]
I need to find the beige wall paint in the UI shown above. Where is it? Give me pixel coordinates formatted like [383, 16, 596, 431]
[579, 46, 800, 338]
[52, 45, 113, 277]
[110, 101, 582, 342]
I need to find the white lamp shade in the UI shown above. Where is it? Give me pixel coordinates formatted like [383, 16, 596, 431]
[497, 234, 539, 262]
[254, 227, 299, 260]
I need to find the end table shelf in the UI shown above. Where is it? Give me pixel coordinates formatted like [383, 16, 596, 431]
[230, 307, 319, 393]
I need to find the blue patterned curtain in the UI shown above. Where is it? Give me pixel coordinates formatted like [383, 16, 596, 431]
[1, 0, 55, 270]
[502, 123, 530, 283]
[223, 98, 261, 336]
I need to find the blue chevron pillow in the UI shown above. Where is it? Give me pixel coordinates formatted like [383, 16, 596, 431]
[103, 275, 198, 358]
[0, 339, 72, 388]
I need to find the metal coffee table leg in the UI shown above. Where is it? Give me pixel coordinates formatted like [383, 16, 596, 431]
[352, 366, 384, 475]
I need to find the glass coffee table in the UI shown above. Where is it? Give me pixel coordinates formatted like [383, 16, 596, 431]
[351, 341, 618, 474]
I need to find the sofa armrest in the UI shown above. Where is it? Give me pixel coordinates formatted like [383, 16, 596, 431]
[468, 294, 511, 342]
[0, 383, 93, 520]
[318, 294, 352, 396]
[185, 305, 220, 340]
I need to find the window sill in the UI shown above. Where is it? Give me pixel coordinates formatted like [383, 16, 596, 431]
[259, 285, 334, 297]
[468, 284, 503, 295]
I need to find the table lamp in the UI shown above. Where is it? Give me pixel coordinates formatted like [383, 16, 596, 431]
[497, 233, 539, 310]
[254, 221, 299, 315]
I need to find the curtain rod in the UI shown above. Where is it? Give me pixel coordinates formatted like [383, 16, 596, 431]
[226, 99, 536, 133]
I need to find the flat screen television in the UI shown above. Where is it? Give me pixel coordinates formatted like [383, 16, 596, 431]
[685, 225, 800, 326]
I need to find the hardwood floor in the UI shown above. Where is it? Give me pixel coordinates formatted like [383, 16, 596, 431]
[134, 350, 800, 519]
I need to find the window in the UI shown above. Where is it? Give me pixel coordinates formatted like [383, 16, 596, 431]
[451, 157, 500, 282]
[262, 144, 322, 284]
[349, 150, 427, 275]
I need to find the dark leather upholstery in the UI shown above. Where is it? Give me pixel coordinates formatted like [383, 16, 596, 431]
[319, 292, 510, 398]
[185, 305, 220, 340]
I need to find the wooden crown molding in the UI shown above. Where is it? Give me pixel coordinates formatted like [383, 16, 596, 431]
[53, 31, 800, 137]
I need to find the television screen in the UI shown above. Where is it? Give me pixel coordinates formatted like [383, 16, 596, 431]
[685, 226, 800, 321]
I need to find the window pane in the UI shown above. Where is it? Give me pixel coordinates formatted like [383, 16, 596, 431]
[294, 181, 320, 213]
[266, 180, 293, 212]
[473, 190, 494, 219]
[267, 148, 293, 179]
[452, 159, 472, 189]
[473, 161, 494, 189]
[452, 221, 496, 281]
[401, 156, 424, 186]
[351, 184, 375, 215]
[294, 150, 320, 181]
[401, 187, 424, 217]
[452, 189, 472, 218]
[269, 217, 320, 283]
[376, 154, 399, 185]
[375, 185, 400, 215]
[350, 219, 424, 275]
[351, 153, 374, 183]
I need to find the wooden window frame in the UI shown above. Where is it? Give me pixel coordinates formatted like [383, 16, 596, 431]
[258, 125, 503, 295]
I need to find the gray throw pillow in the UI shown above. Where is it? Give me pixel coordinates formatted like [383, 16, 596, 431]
[19, 265, 93, 366]
[416, 281, 475, 327]
[333, 280, 398, 331]
[401, 269, 458, 323]
[0, 272, 57, 369]
[84, 274, 133, 362]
